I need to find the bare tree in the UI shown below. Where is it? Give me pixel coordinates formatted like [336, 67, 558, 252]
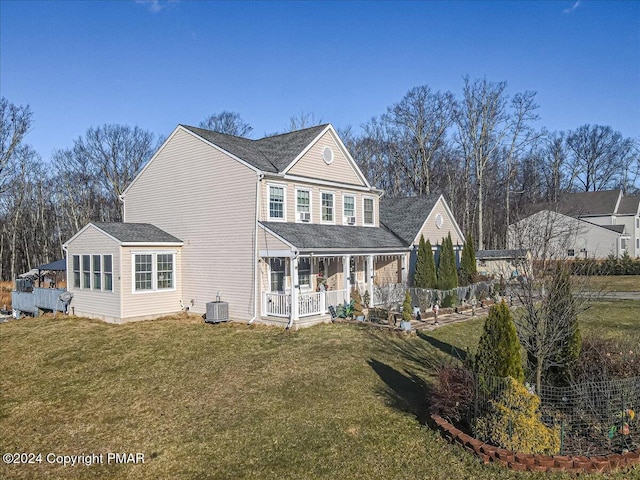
[54, 125, 157, 222]
[513, 263, 589, 393]
[384, 86, 456, 196]
[199, 111, 253, 136]
[565, 124, 635, 192]
[455, 77, 509, 250]
[0, 98, 33, 195]
[503, 92, 543, 230]
[539, 132, 568, 202]
[287, 111, 324, 132]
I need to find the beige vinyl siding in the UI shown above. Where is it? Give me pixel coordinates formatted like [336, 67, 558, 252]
[124, 128, 258, 321]
[287, 130, 365, 186]
[259, 180, 379, 227]
[416, 199, 464, 247]
[65, 225, 121, 321]
[508, 211, 623, 259]
[120, 247, 182, 320]
[258, 228, 293, 252]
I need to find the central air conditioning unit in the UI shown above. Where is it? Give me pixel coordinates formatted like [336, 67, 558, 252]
[205, 300, 229, 323]
[347, 216, 356, 225]
[299, 212, 311, 222]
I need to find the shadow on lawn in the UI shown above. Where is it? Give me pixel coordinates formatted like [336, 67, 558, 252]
[368, 358, 432, 425]
[417, 331, 468, 362]
[366, 329, 471, 424]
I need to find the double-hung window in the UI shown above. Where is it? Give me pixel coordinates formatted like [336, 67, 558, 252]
[321, 192, 334, 223]
[82, 255, 91, 289]
[269, 185, 285, 220]
[298, 257, 311, 288]
[270, 258, 285, 292]
[133, 252, 175, 292]
[157, 254, 174, 289]
[103, 255, 113, 291]
[135, 254, 153, 291]
[296, 189, 311, 222]
[343, 195, 355, 225]
[92, 255, 101, 290]
[363, 197, 374, 226]
[73, 255, 81, 288]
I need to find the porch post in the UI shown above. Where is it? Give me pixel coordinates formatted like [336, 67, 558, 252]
[367, 254, 374, 301]
[291, 256, 299, 322]
[343, 255, 351, 302]
[401, 253, 408, 285]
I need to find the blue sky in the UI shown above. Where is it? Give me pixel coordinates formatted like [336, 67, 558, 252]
[1, 0, 639, 160]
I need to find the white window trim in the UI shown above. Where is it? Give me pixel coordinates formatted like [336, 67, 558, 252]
[131, 251, 177, 294]
[295, 187, 312, 223]
[298, 257, 312, 291]
[73, 254, 113, 293]
[343, 194, 356, 225]
[72, 255, 81, 289]
[363, 196, 375, 226]
[268, 183, 287, 222]
[320, 190, 336, 224]
[269, 257, 287, 293]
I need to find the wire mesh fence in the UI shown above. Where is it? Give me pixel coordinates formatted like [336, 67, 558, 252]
[468, 375, 640, 456]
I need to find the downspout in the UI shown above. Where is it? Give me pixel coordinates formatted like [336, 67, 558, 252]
[286, 248, 300, 330]
[249, 172, 264, 324]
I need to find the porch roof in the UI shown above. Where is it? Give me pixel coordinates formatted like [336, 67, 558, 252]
[260, 222, 406, 252]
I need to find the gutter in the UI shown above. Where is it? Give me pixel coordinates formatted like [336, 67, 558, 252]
[249, 172, 264, 324]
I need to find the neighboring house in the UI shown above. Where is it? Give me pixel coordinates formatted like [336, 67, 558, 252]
[63, 124, 464, 326]
[476, 249, 531, 280]
[508, 190, 638, 260]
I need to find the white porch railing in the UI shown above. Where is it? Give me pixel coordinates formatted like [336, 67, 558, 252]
[298, 291, 325, 317]
[264, 292, 290, 317]
[324, 289, 347, 310]
[263, 289, 348, 318]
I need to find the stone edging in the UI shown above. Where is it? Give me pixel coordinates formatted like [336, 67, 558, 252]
[430, 413, 640, 473]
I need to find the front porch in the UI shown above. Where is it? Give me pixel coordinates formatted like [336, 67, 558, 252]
[259, 253, 408, 325]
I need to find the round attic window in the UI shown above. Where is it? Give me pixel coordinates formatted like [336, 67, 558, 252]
[435, 213, 444, 229]
[322, 146, 334, 165]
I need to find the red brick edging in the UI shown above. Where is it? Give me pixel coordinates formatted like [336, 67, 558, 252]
[430, 413, 640, 473]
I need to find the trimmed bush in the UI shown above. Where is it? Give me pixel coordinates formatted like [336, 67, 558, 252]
[351, 288, 364, 319]
[402, 290, 413, 322]
[415, 235, 437, 288]
[437, 233, 458, 290]
[475, 377, 561, 455]
[476, 301, 524, 383]
[459, 232, 477, 286]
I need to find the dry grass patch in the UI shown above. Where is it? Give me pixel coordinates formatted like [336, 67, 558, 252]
[1, 280, 12, 310]
[1, 314, 637, 479]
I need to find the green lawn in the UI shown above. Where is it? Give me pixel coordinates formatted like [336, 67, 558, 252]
[583, 275, 640, 292]
[1, 307, 638, 480]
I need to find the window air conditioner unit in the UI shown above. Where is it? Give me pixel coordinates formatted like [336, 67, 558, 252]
[347, 216, 356, 225]
[299, 212, 311, 222]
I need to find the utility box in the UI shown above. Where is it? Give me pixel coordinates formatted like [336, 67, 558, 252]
[205, 301, 229, 323]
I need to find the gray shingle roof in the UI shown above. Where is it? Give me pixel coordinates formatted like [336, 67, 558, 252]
[379, 195, 441, 245]
[181, 124, 329, 173]
[521, 190, 624, 219]
[93, 222, 182, 243]
[477, 249, 528, 260]
[618, 195, 640, 215]
[560, 190, 622, 216]
[260, 222, 406, 252]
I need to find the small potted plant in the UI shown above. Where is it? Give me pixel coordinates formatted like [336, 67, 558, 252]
[400, 290, 413, 331]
